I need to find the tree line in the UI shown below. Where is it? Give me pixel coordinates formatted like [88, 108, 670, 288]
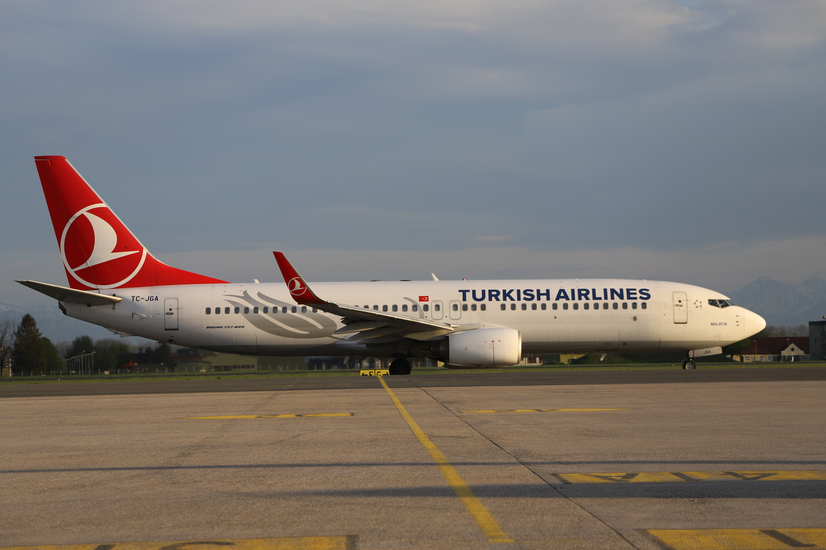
[0, 314, 174, 377]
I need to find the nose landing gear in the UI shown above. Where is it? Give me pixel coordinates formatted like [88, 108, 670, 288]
[681, 358, 696, 370]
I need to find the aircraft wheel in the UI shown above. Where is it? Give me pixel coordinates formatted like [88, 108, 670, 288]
[682, 359, 696, 370]
[389, 357, 412, 375]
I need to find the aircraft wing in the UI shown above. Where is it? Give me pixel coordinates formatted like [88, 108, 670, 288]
[16, 280, 122, 306]
[273, 252, 454, 343]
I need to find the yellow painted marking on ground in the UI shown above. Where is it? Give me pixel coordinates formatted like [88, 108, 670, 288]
[378, 376, 515, 544]
[359, 369, 389, 376]
[646, 528, 826, 549]
[462, 408, 627, 414]
[0, 535, 356, 550]
[184, 413, 353, 420]
[556, 470, 826, 484]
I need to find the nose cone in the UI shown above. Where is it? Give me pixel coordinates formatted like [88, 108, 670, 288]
[744, 308, 767, 337]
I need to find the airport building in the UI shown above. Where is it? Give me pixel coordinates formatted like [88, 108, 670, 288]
[738, 337, 809, 363]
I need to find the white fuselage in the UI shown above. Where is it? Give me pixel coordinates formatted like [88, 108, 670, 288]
[65, 278, 762, 358]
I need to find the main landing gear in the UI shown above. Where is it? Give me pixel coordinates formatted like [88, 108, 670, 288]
[681, 358, 696, 370]
[388, 357, 412, 376]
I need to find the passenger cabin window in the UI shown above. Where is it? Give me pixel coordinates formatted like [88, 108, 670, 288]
[206, 307, 211, 314]
[302, 306, 307, 313]
[622, 303, 628, 310]
[584, 303, 589, 310]
[501, 304, 506, 311]
[392, 305, 398, 312]
[462, 304, 468, 311]
[282, 307, 288, 313]
[531, 303, 536, 310]
[563, 303, 568, 310]
[253, 307, 259, 314]
[225, 307, 230, 314]
[613, 303, 618, 310]
[641, 303, 647, 309]
[402, 304, 408, 312]
[480, 304, 486, 311]
[263, 307, 268, 313]
[434, 304, 440, 312]
[632, 302, 637, 310]
[234, 307, 240, 314]
[511, 303, 516, 310]
[452, 303, 458, 311]
[412, 304, 418, 312]
[573, 303, 579, 310]
[291, 306, 297, 313]
[471, 304, 477, 311]
[383, 305, 388, 312]
[541, 303, 546, 310]
[553, 303, 558, 310]
[244, 307, 250, 314]
[423, 304, 429, 312]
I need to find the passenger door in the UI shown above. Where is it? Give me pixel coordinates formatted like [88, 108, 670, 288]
[673, 291, 687, 324]
[164, 297, 179, 330]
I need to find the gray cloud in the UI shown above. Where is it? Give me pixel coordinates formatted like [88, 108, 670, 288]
[2, 0, 825, 307]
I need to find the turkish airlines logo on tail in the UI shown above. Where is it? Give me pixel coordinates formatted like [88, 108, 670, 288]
[288, 277, 308, 297]
[61, 204, 147, 289]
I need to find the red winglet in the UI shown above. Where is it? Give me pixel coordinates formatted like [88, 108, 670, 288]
[273, 252, 327, 306]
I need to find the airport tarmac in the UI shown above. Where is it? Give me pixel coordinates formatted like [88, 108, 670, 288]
[2, 370, 825, 549]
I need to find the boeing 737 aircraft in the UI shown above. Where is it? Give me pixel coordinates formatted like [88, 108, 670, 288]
[19, 156, 766, 374]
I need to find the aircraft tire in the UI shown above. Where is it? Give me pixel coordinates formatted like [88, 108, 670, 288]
[389, 357, 412, 375]
[682, 359, 696, 370]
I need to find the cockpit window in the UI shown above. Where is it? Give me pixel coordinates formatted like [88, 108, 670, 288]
[708, 298, 736, 308]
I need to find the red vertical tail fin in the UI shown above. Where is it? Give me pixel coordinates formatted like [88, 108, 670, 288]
[34, 156, 227, 290]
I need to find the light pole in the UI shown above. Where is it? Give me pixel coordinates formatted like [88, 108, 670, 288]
[68, 351, 95, 375]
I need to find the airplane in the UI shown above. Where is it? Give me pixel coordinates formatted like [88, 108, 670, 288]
[19, 156, 766, 374]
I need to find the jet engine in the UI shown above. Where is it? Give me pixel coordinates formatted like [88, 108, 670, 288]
[444, 327, 522, 368]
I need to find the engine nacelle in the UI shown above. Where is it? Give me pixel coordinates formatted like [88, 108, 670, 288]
[445, 327, 522, 368]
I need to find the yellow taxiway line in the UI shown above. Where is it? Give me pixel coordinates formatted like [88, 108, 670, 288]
[184, 413, 353, 420]
[0, 536, 356, 550]
[645, 528, 826, 549]
[462, 408, 627, 414]
[378, 376, 515, 544]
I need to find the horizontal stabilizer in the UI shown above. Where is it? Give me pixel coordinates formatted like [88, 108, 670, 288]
[16, 280, 122, 306]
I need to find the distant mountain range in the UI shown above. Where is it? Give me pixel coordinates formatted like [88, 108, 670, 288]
[0, 302, 116, 343]
[3, 276, 825, 344]
[728, 277, 826, 328]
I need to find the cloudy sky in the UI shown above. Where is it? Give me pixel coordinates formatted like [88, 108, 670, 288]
[2, 0, 825, 308]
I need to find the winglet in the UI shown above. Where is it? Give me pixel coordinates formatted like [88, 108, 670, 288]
[273, 252, 327, 306]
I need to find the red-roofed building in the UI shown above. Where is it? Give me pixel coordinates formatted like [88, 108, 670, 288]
[738, 337, 809, 363]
